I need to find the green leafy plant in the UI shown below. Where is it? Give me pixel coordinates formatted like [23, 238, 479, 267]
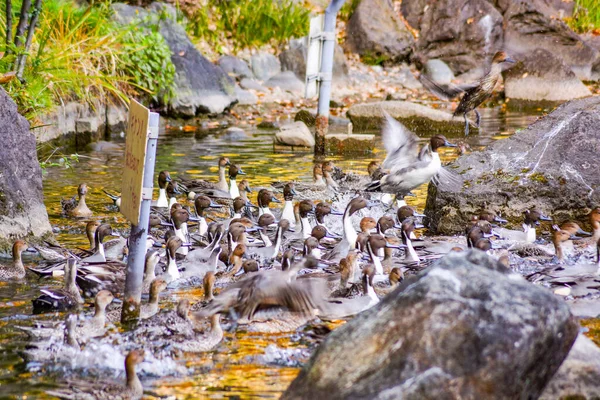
[566, 0, 600, 33]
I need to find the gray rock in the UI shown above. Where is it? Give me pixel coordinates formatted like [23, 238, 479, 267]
[397, 64, 423, 89]
[217, 55, 253, 79]
[234, 86, 258, 105]
[239, 78, 268, 92]
[541, 335, 600, 400]
[294, 109, 350, 127]
[283, 250, 578, 400]
[106, 104, 128, 136]
[425, 96, 600, 234]
[504, 48, 591, 101]
[345, 0, 414, 64]
[499, 0, 599, 80]
[402, 0, 503, 74]
[0, 88, 52, 252]
[222, 127, 249, 140]
[111, 3, 235, 117]
[275, 121, 314, 147]
[424, 59, 455, 85]
[279, 38, 348, 80]
[346, 100, 470, 135]
[264, 71, 304, 93]
[251, 52, 281, 81]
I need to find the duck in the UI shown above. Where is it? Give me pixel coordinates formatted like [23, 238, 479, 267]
[280, 183, 298, 227]
[420, 51, 516, 135]
[62, 183, 93, 218]
[179, 157, 230, 197]
[75, 290, 115, 340]
[553, 228, 583, 261]
[314, 201, 344, 226]
[102, 189, 121, 210]
[255, 214, 277, 247]
[107, 278, 167, 323]
[170, 208, 191, 255]
[238, 179, 253, 202]
[46, 349, 145, 400]
[366, 234, 403, 275]
[257, 189, 281, 217]
[163, 236, 184, 282]
[322, 196, 378, 263]
[84, 223, 120, 263]
[366, 112, 459, 196]
[295, 200, 315, 240]
[194, 195, 222, 237]
[399, 218, 423, 265]
[141, 250, 160, 294]
[321, 161, 339, 190]
[155, 170, 173, 208]
[0, 240, 34, 280]
[166, 181, 182, 211]
[228, 164, 246, 199]
[590, 207, 600, 241]
[494, 209, 552, 243]
[171, 314, 224, 352]
[32, 258, 84, 314]
[321, 266, 379, 319]
[248, 219, 291, 263]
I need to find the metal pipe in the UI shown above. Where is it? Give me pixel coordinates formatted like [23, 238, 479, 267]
[121, 111, 159, 324]
[315, 0, 345, 155]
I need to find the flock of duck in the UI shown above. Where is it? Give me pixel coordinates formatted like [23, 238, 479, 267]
[3, 104, 600, 397]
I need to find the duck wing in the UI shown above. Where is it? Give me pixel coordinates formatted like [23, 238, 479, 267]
[431, 166, 463, 190]
[381, 111, 419, 171]
[419, 74, 479, 101]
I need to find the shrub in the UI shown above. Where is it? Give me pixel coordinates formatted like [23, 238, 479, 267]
[566, 0, 600, 33]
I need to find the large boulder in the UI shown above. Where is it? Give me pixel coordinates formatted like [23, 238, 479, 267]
[279, 37, 348, 81]
[251, 52, 281, 81]
[499, 0, 598, 80]
[346, 100, 471, 135]
[541, 335, 600, 400]
[504, 48, 591, 101]
[283, 250, 578, 399]
[425, 96, 600, 234]
[403, 0, 504, 74]
[111, 3, 236, 117]
[0, 88, 52, 252]
[345, 0, 414, 64]
[274, 121, 315, 147]
[217, 55, 253, 79]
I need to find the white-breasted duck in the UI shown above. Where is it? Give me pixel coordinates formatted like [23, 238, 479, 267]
[257, 189, 281, 217]
[194, 195, 222, 237]
[281, 183, 298, 227]
[366, 112, 459, 196]
[179, 157, 230, 197]
[494, 209, 552, 243]
[228, 164, 246, 199]
[155, 170, 172, 208]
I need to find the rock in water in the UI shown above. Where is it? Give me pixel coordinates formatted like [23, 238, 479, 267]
[346, 100, 469, 134]
[504, 48, 590, 101]
[112, 3, 236, 117]
[345, 0, 414, 64]
[541, 334, 600, 400]
[425, 96, 600, 234]
[0, 88, 53, 252]
[282, 250, 578, 400]
[275, 122, 314, 147]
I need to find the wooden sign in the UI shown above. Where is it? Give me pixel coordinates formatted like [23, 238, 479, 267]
[121, 99, 150, 225]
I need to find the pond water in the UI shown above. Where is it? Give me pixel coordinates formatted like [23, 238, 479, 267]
[0, 104, 563, 398]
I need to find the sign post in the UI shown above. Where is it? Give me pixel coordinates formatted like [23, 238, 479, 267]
[120, 99, 159, 323]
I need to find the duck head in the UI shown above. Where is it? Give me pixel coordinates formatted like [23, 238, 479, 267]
[281, 249, 295, 271]
[298, 199, 315, 218]
[95, 290, 115, 309]
[158, 171, 172, 189]
[149, 278, 168, 298]
[492, 51, 516, 65]
[430, 135, 456, 152]
[239, 179, 253, 194]
[278, 218, 291, 234]
[258, 189, 280, 207]
[195, 195, 221, 215]
[400, 219, 423, 241]
[361, 265, 376, 294]
[229, 164, 245, 179]
[258, 213, 277, 229]
[377, 215, 397, 234]
[560, 221, 591, 237]
[478, 210, 507, 224]
[367, 161, 380, 178]
[397, 205, 419, 223]
[524, 209, 552, 226]
[360, 217, 377, 233]
[171, 209, 189, 229]
[368, 234, 402, 255]
[77, 183, 88, 197]
[203, 271, 215, 301]
[232, 197, 247, 214]
[166, 236, 183, 260]
[552, 228, 582, 260]
[243, 259, 259, 274]
[12, 240, 28, 260]
[283, 183, 297, 201]
[389, 267, 403, 286]
[474, 238, 492, 252]
[311, 225, 333, 241]
[346, 196, 378, 217]
[166, 182, 181, 199]
[219, 157, 231, 168]
[313, 164, 324, 182]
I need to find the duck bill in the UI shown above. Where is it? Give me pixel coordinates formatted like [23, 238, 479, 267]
[25, 247, 39, 254]
[245, 186, 253, 193]
[246, 227, 261, 233]
[414, 223, 425, 229]
[405, 192, 417, 197]
[569, 235, 582, 241]
[366, 200, 380, 208]
[504, 57, 516, 64]
[494, 216, 508, 224]
[386, 243, 407, 249]
[160, 221, 174, 227]
[188, 216, 201, 222]
[325, 231, 341, 239]
[245, 201, 259, 208]
[209, 201, 223, 208]
[539, 214, 552, 222]
[165, 175, 172, 182]
[181, 242, 194, 247]
[444, 140, 457, 148]
[271, 196, 281, 203]
[576, 228, 592, 237]
[237, 169, 246, 175]
[329, 209, 344, 216]
[413, 211, 426, 217]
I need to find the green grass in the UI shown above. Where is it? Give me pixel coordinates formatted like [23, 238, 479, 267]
[566, 0, 600, 33]
[185, 0, 310, 51]
[0, 0, 176, 120]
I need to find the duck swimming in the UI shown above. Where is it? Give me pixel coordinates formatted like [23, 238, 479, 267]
[257, 189, 281, 217]
[62, 183, 93, 218]
[155, 170, 173, 208]
[228, 164, 246, 199]
[0, 240, 34, 281]
[179, 157, 230, 197]
[366, 112, 459, 196]
[32, 258, 83, 314]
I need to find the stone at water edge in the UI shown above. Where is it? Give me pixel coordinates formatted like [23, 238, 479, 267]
[540, 334, 600, 400]
[233, 86, 257, 106]
[346, 100, 472, 135]
[282, 250, 578, 400]
[263, 71, 304, 94]
[0, 87, 53, 252]
[425, 95, 600, 235]
[274, 121, 314, 147]
[504, 48, 591, 102]
[239, 78, 268, 93]
[345, 0, 414, 64]
[424, 59, 455, 85]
